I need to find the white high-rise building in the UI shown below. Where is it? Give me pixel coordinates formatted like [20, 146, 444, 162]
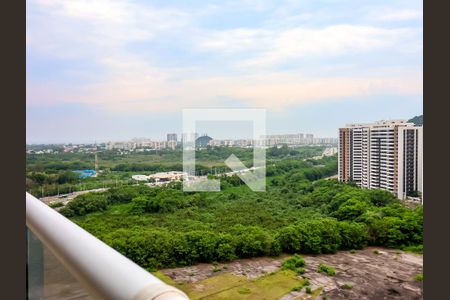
[338, 120, 423, 201]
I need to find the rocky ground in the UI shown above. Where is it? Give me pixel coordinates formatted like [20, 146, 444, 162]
[160, 247, 423, 300]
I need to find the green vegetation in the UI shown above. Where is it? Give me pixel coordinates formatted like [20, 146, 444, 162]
[317, 264, 336, 276]
[27, 145, 424, 299]
[408, 114, 423, 126]
[237, 287, 251, 294]
[342, 283, 353, 289]
[402, 244, 423, 254]
[26, 146, 326, 197]
[415, 273, 423, 281]
[48, 202, 64, 208]
[282, 255, 306, 275]
[282, 254, 305, 269]
[291, 285, 303, 292]
[58, 154, 423, 271]
[303, 278, 310, 286]
[155, 269, 305, 299]
[33, 147, 421, 273]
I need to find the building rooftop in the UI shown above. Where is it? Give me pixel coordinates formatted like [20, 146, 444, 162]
[343, 119, 416, 128]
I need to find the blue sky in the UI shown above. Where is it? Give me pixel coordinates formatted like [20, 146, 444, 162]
[26, 0, 423, 143]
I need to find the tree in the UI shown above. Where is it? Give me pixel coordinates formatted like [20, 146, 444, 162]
[333, 198, 369, 221]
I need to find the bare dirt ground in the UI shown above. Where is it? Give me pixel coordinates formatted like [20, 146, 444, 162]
[160, 247, 423, 300]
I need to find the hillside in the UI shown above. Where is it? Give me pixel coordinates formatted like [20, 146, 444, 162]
[408, 114, 423, 126]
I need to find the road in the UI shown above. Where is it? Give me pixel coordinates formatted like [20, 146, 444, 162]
[39, 188, 109, 205]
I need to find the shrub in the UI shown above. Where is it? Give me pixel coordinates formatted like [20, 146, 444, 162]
[282, 254, 305, 270]
[49, 202, 64, 208]
[232, 225, 280, 257]
[305, 287, 312, 294]
[296, 267, 305, 275]
[291, 285, 303, 292]
[414, 273, 423, 281]
[60, 193, 108, 217]
[402, 244, 423, 254]
[130, 196, 150, 214]
[238, 287, 251, 294]
[303, 278, 310, 286]
[278, 218, 342, 254]
[317, 264, 336, 276]
[334, 198, 369, 221]
[342, 283, 353, 289]
[338, 221, 368, 249]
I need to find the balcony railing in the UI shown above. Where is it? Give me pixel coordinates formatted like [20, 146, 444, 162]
[26, 193, 189, 300]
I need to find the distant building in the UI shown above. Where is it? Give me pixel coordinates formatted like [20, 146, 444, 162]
[167, 133, 177, 142]
[262, 133, 317, 146]
[167, 140, 177, 150]
[132, 175, 149, 181]
[195, 135, 213, 148]
[182, 132, 199, 143]
[313, 137, 338, 145]
[338, 120, 423, 201]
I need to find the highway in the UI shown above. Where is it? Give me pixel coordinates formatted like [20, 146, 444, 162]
[39, 188, 109, 205]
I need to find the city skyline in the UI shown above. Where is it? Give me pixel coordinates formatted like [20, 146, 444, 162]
[25, 113, 421, 144]
[27, 0, 422, 143]
[26, 130, 333, 145]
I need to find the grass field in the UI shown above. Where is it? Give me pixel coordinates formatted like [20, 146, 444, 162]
[154, 269, 311, 300]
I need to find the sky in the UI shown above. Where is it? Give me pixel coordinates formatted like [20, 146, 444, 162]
[26, 0, 423, 143]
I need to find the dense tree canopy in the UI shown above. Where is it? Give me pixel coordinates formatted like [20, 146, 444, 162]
[60, 155, 422, 271]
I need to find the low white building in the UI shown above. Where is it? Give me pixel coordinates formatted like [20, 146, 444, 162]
[131, 175, 149, 181]
[131, 171, 187, 183]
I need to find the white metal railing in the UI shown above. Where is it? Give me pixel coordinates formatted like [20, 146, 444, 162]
[26, 193, 189, 300]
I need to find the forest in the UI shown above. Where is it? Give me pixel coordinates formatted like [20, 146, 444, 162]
[26, 145, 325, 196]
[59, 155, 422, 271]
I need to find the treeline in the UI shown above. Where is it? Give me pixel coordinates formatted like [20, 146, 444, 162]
[100, 218, 371, 269]
[267, 144, 324, 158]
[27, 146, 325, 172]
[65, 183, 421, 270]
[27, 171, 79, 185]
[267, 157, 337, 180]
[62, 156, 422, 271]
[112, 163, 183, 172]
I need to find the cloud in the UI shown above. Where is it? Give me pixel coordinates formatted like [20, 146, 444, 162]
[27, 0, 191, 59]
[27, 0, 423, 115]
[27, 66, 423, 113]
[370, 9, 422, 22]
[198, 25, 421, 68]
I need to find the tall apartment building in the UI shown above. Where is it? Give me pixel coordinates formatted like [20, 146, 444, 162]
[262, 133, 314, 146]
[167, 133, 178, 142]
[338, 120, 423, 201]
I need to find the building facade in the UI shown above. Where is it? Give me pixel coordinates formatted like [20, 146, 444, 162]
[338, 120, 423, 201]
[167, 133, 178, 142]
